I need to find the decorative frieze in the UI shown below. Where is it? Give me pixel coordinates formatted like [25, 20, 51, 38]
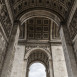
[9, 0, 74, 20]
[68, 9, 77, 40]
[0, 1, 12, 38]
[27, 50, 49, 68]
[25, 43, 50, 53]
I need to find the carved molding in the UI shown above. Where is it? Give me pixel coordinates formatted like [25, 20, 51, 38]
[68, 9, 77, 40]
[25, 43, 50, 54]
[9, 0, 75, 20]
[0, 1, 12, 38]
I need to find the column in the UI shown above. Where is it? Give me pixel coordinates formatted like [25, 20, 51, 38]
[51, 45, 68, 77]
[50, 20, 53, 41]
[46, 69, 50, 77]
[10, 45, 25, 77]
[50, 20, 54, 77]
[59, 25, 77, 77]
[1, 21, 20, 77]
[45, 69, 47, 77]
[49, 59, 53, 77]
[26, 68, 30, 77]
[22, 59, 28, 77]
[25, 22, 27, 40]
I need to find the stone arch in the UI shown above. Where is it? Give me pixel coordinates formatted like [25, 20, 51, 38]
[25, 48, 52, 77]
[25, 48, 52, 60]
[19, 10, 61, 26]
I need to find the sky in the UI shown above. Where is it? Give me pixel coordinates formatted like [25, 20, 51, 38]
[29, 63, 46, 77]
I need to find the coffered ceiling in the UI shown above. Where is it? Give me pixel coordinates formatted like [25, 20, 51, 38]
[19, 17, 59, 40]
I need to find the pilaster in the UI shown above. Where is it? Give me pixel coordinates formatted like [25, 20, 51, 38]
[49, 59, 53, 77]
[1, 21, 20, 77]
[23, 59, 28, 77]
[25, 22, 27, 40]
[50, 20, 53, 41]
[59, 25, 77, 77]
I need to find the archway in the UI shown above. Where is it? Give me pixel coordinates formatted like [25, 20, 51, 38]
[6, 16, 68, 77]
[19, 10, 61, 26]
[18, 17, 68, 77]
[1, 1, 77, 77]
[25, 49, 53, 77]
[14, 8, 77, 77]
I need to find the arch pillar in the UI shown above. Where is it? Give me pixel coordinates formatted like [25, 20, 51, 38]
[49, 59, 53, 77]
[24, 22, 27, 40]
[59, 25, 77, 77]
[26, 68, 30, 77]
[23, 59, 28, 77]
[1, 21, 20, 77]
[50, 21, 53, 41]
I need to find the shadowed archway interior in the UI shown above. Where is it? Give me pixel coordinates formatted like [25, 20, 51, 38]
[26, 49, 51, 77]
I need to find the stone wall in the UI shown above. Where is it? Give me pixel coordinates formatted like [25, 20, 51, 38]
[0, 26, 7, 75]
[51, 45, 68, 77]
[0, 1, 13, 75]
[73, 34, 77, 61]
[1, 25, 20, 77]
[10, 44, 68, 77]
[10, 45, 25, 77]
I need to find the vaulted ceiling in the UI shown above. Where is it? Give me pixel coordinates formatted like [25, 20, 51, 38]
[9, 0, 75, 21]
[19, 17, 59, 41]
[0, 0, 76, 40]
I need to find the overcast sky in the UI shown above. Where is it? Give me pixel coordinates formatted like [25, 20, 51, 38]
[29, 63, 46, 77]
